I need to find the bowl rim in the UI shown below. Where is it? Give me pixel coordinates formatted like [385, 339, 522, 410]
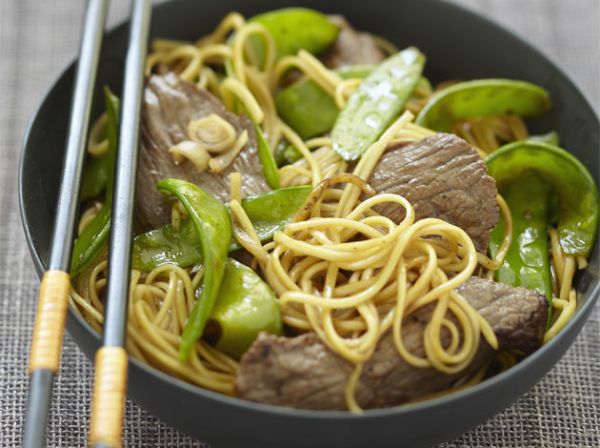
[18, 0, 600, 421]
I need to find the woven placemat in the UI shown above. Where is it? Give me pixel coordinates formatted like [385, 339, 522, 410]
[0, 0, 598, 446]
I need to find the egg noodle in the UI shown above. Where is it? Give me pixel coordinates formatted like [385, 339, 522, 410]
[73, 12, 582, 411]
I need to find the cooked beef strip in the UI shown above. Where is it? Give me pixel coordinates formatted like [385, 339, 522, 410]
[136, 73, 269, 229]
[320, 16, 386, 69]
[235, 278, 547, 410]
[369, 133, 499, 252]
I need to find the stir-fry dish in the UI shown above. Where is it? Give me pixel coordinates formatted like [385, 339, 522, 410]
[71, 9, 599, 412]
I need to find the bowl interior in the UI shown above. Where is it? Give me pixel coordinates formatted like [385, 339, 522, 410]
[19, 0, 600, 447]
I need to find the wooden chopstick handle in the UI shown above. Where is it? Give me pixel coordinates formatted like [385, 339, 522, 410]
[89, 347, 129, 448]
[28, 270, 71, 374]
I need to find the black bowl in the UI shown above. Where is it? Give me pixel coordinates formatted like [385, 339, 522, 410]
[19, 0, 600, 447]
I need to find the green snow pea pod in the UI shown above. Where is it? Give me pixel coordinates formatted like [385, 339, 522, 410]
[80, 155, 109, 201]
[131, 185, 312, 271]
[71, 88, 119, 275]
[332, 47, 425, 161]
[80, 89, 120, 201]
[489, 171, 553, 305]
[416, 79, 551, 132]
[486, 141, 599, 256]
[255, 124, 280, 189]
[80, 110, 113, 201]
[70, 206, 111, 276]
[223, 58, 245, 115]
[157, 179, 232, 361]
[240, 185, 311, 239]
[275, 65, 374, 139]
[250, 8, 339, 61]
[132, 219, 201, 271]
[209, 258, 282, 359]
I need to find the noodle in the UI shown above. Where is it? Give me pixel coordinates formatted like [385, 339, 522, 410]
[219, 78, 265, 124]
[334, 78, 362, 109]
[265, 179, 497, 410]
[77, 201, 102, 236]
[274, 50, 342, 96]
[545, 228, 578, 342]
[452, 114, 529, 154]
[86, 112, 109, 157]
[72, 260, 238, 394]
[230, 199, 270, 266]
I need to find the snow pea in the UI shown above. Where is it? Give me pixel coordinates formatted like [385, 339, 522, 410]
[416, 79, 551, 132]
[250, 8, 339, 60]
[132, 218, 201, 270]
[70, 206, 111, 276]
[80, 155, 108, 201]
[131, 185, 312, 271]
[486, 141, 599, 256]
[71, 88, 119, 275]
[489, 172, 553, 304]
[157, 179, 232, 361]
[209, 258, 282, 359]
[275, 65, 374, 139]
[255, 124, 280, 189]
[332, 47, 425, 161]
[241, 185, 311, 238]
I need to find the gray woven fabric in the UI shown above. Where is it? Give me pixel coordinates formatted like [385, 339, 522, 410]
[0, 0, 598, 447]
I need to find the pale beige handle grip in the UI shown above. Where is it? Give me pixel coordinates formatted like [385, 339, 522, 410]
[28, 270, 71, 374]
[88, 347, 128, 448]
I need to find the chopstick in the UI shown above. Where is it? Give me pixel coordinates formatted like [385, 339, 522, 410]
[88, 1, 152, 447]
[23, 1, 109, 447]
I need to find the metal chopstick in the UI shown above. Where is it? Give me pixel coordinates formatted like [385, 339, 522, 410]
[87, 1, 152, 447]
[23, 1, 109, 447]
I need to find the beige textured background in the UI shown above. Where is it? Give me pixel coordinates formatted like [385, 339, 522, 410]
[0, 0, 598, 446]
